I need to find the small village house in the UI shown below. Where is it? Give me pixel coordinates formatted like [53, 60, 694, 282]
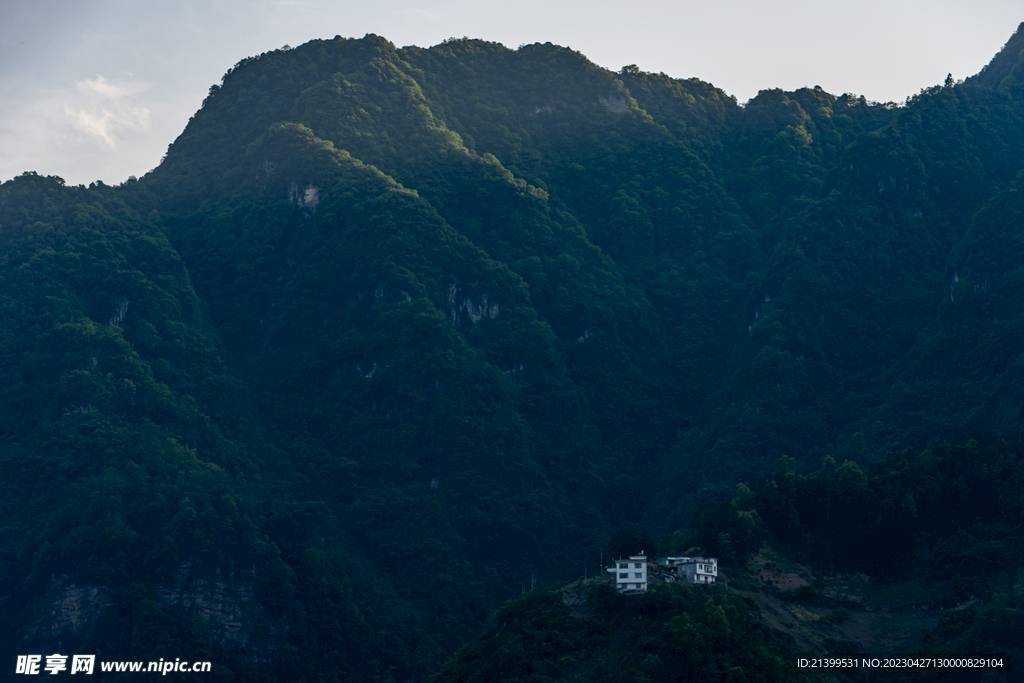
[666, 556, 717, 584]
[606, 553, 648, 592]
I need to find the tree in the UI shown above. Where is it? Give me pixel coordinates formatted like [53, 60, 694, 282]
[606, 527, 658, 560]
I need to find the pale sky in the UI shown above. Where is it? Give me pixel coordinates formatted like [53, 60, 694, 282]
[1, 0, 1020, 186]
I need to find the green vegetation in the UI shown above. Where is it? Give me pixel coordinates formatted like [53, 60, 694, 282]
[3, 21, 1024, 681]
[700, 431, 1024, 585]
[429, 584, 805, 683]
[684, 432, 1024, 679]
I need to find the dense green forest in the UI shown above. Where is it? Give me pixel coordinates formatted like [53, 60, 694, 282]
[3, 21, 1024, 681]
[429, 584, 806, 683]
[683, 432, 1024, 678]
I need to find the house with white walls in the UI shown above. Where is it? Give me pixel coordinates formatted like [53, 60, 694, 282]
[672, 557, 717, 584]
[606, 553, 648, 592]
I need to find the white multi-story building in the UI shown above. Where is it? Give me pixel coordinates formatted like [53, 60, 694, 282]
[675, 557, 717, 584]
[606, 553, 648, 592]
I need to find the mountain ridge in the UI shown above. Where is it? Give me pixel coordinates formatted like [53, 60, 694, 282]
[4, 24, 1024, 680]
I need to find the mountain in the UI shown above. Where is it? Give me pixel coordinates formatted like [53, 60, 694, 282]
[3, 22, 1024, 681]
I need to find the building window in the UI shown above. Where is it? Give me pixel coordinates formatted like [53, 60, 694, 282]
[620, 573, 628, 578]
[634, 563, 641, 568]
[619, 563, 627, 569]
[634, 572, 642, 578]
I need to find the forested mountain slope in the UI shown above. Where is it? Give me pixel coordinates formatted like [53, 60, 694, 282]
[3, 22, 1024, 681]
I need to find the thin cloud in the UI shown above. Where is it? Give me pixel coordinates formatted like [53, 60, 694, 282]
[64, 75, 150, 149]
[406, 8, 438, 21]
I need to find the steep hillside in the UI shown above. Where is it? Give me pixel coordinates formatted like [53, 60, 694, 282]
[429, 582, 807, 683]
[3, 22, 1024, 681]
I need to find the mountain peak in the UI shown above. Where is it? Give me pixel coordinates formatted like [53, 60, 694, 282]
[970, 21, 1024, 89]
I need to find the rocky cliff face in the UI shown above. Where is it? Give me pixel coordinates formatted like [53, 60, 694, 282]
[34, 577, 112, 640]
[154, 559, 274, 662]
[23, 559, 273, 662]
